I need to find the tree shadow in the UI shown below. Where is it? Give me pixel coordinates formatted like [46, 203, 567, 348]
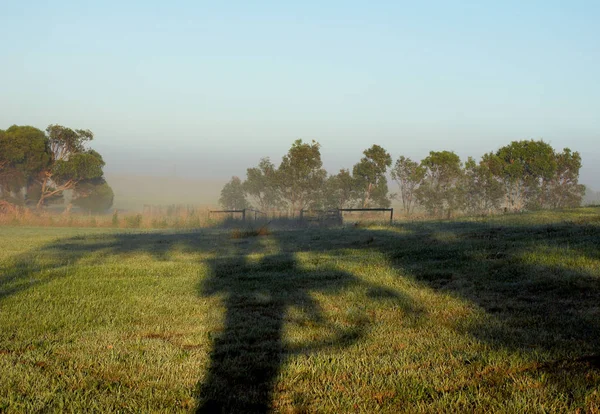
[196, 253, 334, 412]
[348, 218, 600, 408]
[192, 219, 600, 410]
[370, 220, 600, 356]
[195, 231, 418, 413]
[0, 228, 415, 412]
[0, 231, 214, 301]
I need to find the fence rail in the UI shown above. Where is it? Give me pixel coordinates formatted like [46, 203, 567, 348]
[210, 207, 394, 224]
[208, 209, 266, 221]
[300, 208, 394, 224]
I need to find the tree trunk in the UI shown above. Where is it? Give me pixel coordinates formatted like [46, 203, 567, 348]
[363, 183, 373, 208]
[36, 175, 50, 209]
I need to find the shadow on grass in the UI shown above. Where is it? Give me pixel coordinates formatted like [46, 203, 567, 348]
[2, 215, 600, 410]
[195, 229, 419, 412]
[377, 220, 600, 355]
[196, 252, 374, 413]
[0, 228, 411, 412]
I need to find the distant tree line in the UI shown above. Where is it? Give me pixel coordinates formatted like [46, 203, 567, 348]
[0, 125, 113, 213]
[220, 139, 585, 217]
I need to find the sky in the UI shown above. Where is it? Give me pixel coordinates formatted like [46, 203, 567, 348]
[1, 0, 599, 187]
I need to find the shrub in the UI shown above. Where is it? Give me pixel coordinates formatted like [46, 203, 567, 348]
[231, 225, 270, 239]
[112, 211, 119, 227]
[125, 214, 142, 228]
[152, 218, 169, 229]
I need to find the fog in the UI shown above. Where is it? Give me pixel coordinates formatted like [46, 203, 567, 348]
[98, 140, 600, 210]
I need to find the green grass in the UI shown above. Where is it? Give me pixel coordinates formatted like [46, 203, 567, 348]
[1, 208, 600, 412]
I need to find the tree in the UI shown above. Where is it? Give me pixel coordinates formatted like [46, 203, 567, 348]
[0, 124, 111, 211]
[219, 176, 250, 210]
[36, 125, 106, 209]
[490, 140, 557, 211]
[72, 179, 115, 213]
[0, 125, 50, 205]
[463, 156, 504, 215]
[391, 156, 424, 215]
[488, 141, 586, 211]
[0, 129, 13, 200]
[0, 157, 7, 196]
[276, 139, 327, 213]
[545, 148, 585, 208]
[352, 145, 392, 208]
[415, 151, 464, 218]
[323, 169, 358, 209]
[521, 141, 557, 210]
[243, 157, 281, 212]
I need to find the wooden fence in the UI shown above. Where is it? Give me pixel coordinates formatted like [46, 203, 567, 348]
[210, 207, 394, 224]
[300, 208, 394, 224]
[208, 208, 266, 222]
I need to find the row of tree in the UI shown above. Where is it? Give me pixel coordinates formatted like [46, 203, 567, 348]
[220, 139, 585, 217]
[0, 125, 113, 213]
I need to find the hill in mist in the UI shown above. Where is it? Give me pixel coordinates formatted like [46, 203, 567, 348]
[584, 187, 600, 206]
[106, 174, 225, 211]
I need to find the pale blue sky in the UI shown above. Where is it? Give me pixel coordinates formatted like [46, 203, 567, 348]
[1, 1, 599, 186]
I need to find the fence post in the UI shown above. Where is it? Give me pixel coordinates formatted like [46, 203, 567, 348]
[390, 208, 394, 225]
[242, 209, 246, 222]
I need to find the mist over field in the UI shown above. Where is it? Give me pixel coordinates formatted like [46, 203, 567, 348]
[99, 145, 600, 211]
[105, 174, 223, 211]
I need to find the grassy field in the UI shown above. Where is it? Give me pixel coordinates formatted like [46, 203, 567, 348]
[1, 208, 600, 412]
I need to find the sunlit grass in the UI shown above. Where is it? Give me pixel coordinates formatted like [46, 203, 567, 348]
[1, 208, 600, 412]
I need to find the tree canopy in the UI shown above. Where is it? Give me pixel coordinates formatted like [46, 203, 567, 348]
[276, 139, 327, 212]
[72, 179, 115, 213]
[463, 156, 505, 215]
[0, 125, 50, 204]
[486, 140, 583, 211]
[324, 169, 357, 209]
[352, 145, 392, 208]
[219, 176, 250, 210]
[219, 139, 585, 219]
[243, 157, 281, 212]
[3, 125, 585, 219]
[37, 126, 106, 208]
[391, 156, 423, 215]
[415, 151, 464, 218]
[0, 124, 111, 211]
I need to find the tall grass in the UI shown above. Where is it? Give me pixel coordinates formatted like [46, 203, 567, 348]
[2, 205, 598, 230]
[0, 205, 216, 229]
